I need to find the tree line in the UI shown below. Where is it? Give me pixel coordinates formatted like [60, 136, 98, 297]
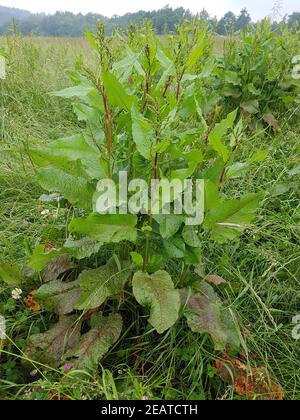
[0, 5, 299, 36]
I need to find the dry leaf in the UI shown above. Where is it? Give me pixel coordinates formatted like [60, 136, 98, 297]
[43, 254, 77, 283]
[216, 355, 284, 400]
[263, 114, 279, 131]
[205, 275, 227, 286]
[24, 291, 42, 312]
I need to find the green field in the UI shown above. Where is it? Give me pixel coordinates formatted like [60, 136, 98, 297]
[0, 23, 299, 401]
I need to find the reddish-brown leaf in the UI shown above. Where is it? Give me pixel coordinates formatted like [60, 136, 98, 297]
[205, 275, 227, 286]
[24, 291, 42, 312]
[216, 355, 284, 400]
[43, 254, 77, 283]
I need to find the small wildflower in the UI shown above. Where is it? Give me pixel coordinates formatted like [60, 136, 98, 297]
[142, 396, 149, 400]
[41, 209, 50, 219]
[30, 369, 38, 377]
[63, 363, 74, 372]
[11, 288, 23, 300]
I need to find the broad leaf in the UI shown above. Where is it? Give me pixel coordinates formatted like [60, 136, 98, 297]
[182, 226, 201, 247]
[69, 214, 137, 244]
[31, 134, 104, 179]
[29, 246, 66, 272]
[0, 264, 24, 287]
[132, 270, 180, 334]
[163, 236, 186, 259]
[131, 107, 154, 161]
[186, 35, 206, 70]
[64, 237, 103, 260]
[153, 214, 184, 239]
[26, 316, 81, 367]
[205, 194, 260, 243]
[37, 167, 95, 211]
[208, 110, 237, 162]
[76, 259, 132, 310]
[102, 71, 136, 111]
[65, 313, 123, 370]
[35, 279, 81, 315]
[51, 84, 95, 99]
[42, 254, 77, 283]
[183, 281, 240, 352]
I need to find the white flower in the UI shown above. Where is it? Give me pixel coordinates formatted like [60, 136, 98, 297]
[41, 209, 50, 219]
[11, 288, 23, 300]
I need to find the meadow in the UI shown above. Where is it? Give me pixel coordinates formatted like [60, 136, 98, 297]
[0, 22, 299, 400]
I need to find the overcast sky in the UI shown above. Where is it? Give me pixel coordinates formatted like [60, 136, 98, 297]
[0, 1, 299, 20]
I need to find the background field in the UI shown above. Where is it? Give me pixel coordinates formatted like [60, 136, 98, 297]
[0, 33, 299, 400]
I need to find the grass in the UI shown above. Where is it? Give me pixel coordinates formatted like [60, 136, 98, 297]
[0, 35, 299, 400]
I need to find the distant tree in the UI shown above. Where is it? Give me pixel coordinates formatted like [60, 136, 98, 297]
[235, 8, 252, 31]
[216, 12, 236, 35]
[288, 12, 300, 28]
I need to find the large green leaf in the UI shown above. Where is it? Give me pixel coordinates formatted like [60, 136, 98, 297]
[186, 35, 206, 70]
[132, 270, 180, 334]
[182, 226, 201, 248]
[35, 279, 81, 315]
[0, 264, 24, 287]
[37, 167, 95, 211]
[102, 71, 136, 111]
[163, 235, 186, 259]
[31, 134, 104, 179]
[183, 281, 240, 352]
[204, 193, 260, 243]
[153, 214, 184, 239]
[26, 316, 81, 367]
[65, 313, 123, 370]
[76, 259, 132, 310]
[29, 246, 66, 272]
[69, 214, 137, 244]
[64, 237, 103, 260]
[208, 110, 237, 162]
[30, 150, 90, 179]
[51, 84, 95, 99]
[131, 107, 154, 161]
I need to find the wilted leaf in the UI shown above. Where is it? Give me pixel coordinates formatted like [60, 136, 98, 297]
[132, 270, 180, 334]
[43, 254, 77, 283]
[241, 100, 259, 115]
[24, 291, 42, 312]
[76, 258, 132, 310]
[263, 114, 279, 131]
[216, 355, 284, 400]
[205, 275, 227, 286]
[183, 281, 240, 352]
[35, 279, 81, 315]
[26, 316, 81, 367]
[65, 313, 122, 370]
